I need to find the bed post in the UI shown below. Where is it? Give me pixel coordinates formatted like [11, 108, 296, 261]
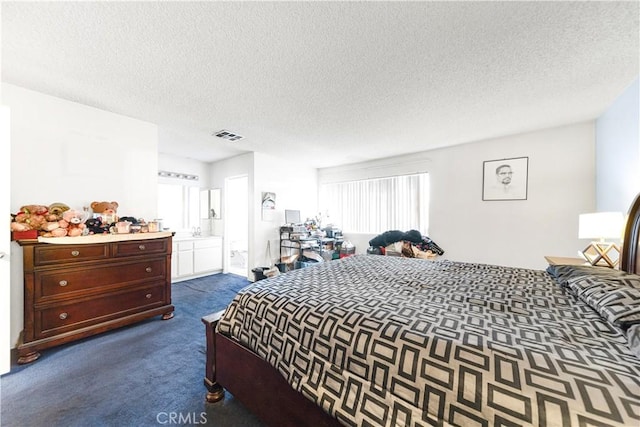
[621, 192, 640, 274]
[202, 310, 226, 403]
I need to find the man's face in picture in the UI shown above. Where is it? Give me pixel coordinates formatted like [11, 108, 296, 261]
[496, 165, 512, 185]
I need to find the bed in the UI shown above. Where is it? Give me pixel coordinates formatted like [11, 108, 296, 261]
[203, 193, 640, 427]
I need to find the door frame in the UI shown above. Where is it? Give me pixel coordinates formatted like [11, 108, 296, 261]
[224, 175, 249, 277]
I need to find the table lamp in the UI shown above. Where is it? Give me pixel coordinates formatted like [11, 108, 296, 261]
[578, 212, 625, 268]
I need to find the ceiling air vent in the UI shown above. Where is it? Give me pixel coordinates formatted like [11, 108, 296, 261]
[213, 129, 244, 142]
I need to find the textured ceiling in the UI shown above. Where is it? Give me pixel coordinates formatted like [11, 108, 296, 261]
[2, 1, 638, 168]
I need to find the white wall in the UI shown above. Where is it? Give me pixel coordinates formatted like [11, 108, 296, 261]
[5, 84, 158, 218]
[319, 122, 596, 270]
[253, 152, 318, 269]
[209, 152, 317, 278]
[158, 153, 211, 189]
[596, 77, 640, 212]
[4, 83, 159, 347]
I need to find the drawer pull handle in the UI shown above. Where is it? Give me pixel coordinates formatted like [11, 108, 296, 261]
[145, 293, 152, 299]
[139, 245, 146, 250]
[71, 250, 80, 257]
[59, 312, 68, 320]
[59, 280, 68, 287]
[145, 267, 152, 273]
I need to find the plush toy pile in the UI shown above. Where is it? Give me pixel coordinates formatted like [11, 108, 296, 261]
[11, 202, 125, 238]
[10, 203, 90, 237]
[9, 200, 142, 238]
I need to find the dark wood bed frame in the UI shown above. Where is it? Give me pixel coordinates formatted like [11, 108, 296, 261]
[202, 193, 640, 426]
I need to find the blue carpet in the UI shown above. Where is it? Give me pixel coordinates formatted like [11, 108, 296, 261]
[0, 274, 265, 427]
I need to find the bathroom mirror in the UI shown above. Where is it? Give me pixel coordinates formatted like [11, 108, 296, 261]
[211, 188, 221, 219]
[200, 188, 221, 219]
[158, 183, 200, 231]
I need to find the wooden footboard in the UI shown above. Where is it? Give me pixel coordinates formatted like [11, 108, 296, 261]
[202, 312, 340, 427]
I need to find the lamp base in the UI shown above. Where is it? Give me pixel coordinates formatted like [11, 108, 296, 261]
[581, 242, 620, 268]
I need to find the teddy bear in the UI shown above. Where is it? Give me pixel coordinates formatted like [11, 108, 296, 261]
[40, 217, 64, 234]
[48, 202, 70, 218]
[10, 205, 50, 232]
[85, 217, 108, 235]
[91, 201, 119, 225]
[10, 214, 31, 232]
[40, 224, 68, 238]
[39, 203, 71, 234]
[91, 201, 118, 215]
[60, 209, 89, 237]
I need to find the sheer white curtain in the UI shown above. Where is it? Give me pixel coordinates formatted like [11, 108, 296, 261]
[319, 173, 429, 234]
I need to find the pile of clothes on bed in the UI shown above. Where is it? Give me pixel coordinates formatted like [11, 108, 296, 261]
[367, 229, 444, 258]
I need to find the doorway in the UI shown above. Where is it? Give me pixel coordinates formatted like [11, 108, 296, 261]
[225, 175, 248, 277]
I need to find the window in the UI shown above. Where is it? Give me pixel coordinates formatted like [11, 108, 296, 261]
[319, 173, 429, 234]
[157, 184, 200, 231]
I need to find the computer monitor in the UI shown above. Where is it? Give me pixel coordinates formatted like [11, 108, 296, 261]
[285, 209, 301, 225]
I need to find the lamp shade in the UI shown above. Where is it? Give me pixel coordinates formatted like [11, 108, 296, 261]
[578, 212, 624, 240]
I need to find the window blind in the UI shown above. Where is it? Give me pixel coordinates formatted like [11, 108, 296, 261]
[319, 173, 429, 234]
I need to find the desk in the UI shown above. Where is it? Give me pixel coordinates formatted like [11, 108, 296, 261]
[279, 227, 342, 268]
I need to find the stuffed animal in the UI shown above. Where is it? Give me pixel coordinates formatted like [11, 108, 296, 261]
[85, 217, 108, 235]
[10, 205, 49, 232]
[91, 201, 119, 216]
[40, 203, 70, 234]
[41, 225, 68, 238]
[19, 205, 49, 216]
[61, 209, 89, 237]
[48, 202, 70, 217]
[10, 204, 59, 236]
[10, 217, 31, 232]
[90, 201, 119, 224]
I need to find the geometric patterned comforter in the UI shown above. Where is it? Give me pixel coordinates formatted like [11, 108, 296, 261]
[217, 255, 640, 427]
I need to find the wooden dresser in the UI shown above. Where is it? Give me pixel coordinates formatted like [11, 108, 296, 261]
[17, 233, 175, 364]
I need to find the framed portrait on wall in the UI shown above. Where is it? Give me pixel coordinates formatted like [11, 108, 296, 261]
[482, 157, 528, 201]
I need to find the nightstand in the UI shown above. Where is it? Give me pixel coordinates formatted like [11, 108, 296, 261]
[544, 256, 589, 266]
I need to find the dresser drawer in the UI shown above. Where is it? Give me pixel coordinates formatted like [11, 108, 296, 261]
[113, 239, 168, 257]
[36, 283, 167, 337]
[36, 258, 167, 300]
[34, 244, 109, 266]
